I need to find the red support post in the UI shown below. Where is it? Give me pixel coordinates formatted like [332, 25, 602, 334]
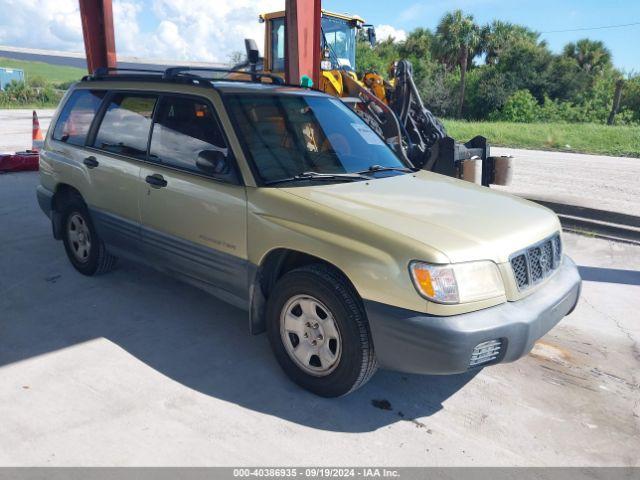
[285, 0, 321, 87]
[79, 0, 117, 73]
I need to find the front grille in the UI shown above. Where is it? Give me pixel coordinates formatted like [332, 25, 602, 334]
[510, 233, 562, 290]
[469, 339, 502, 367]
[511, 254, 528, 288]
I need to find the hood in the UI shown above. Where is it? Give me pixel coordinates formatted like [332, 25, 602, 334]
[281, 170, 560, 263]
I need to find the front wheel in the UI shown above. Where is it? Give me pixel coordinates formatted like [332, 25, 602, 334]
[266, 264, 377, 397]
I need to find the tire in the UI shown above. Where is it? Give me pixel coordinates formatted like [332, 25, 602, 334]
[60, 195, 117, 276]
[266, 264, 377, 397]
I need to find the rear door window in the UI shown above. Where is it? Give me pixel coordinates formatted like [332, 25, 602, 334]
[93, 93, 157, 160]
[52, 90, 105, 146]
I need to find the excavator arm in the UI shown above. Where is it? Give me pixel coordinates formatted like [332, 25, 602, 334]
[389, 60, 493, 185]
[339, 72, 409, 163]
[337, 60, 493, 185]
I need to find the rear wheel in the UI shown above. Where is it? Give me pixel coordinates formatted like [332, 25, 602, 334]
[266, 264, 377, 397]
[60, 197, 117, 276]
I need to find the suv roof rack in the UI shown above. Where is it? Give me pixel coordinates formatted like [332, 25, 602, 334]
[82, 66, 287, 87]
[81, 67, 163, 81]
[163, 66, 285, 85]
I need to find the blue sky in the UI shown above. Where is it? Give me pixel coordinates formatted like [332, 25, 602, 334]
[0, 0, 638, 71]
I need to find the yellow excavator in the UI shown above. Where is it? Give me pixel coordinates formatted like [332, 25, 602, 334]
[235, 8, 498, 185]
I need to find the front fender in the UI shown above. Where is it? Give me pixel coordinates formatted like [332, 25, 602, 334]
[247, 188, 433, 314]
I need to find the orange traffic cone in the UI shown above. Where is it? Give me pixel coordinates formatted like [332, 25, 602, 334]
[32, 110, 44, 151]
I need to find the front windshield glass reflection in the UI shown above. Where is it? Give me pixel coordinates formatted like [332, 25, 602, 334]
[225, 94, 407, 184]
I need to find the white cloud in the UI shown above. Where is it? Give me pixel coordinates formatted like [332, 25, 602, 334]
[0, 1, 410, 62]
[376, 24, 407, 43]
[0, 0, 284, 64]
[114, 0, 284, 63]
[0, 0, 83, 51]
[112, 0, 142, 57]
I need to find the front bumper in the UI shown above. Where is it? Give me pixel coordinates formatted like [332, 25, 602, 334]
[364, 256, 581, 375]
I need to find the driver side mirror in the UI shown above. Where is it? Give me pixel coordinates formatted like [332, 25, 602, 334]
[196, 150, 237, 182]
[367, 26, 376, 47]
[245, 38, 260, 66]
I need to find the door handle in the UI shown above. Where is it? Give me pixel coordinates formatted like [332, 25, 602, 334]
[145, 174, 168, 188]
[83, 156, 99, 169]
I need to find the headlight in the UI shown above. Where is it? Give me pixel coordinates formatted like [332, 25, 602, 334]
[409, 260, 505, 304]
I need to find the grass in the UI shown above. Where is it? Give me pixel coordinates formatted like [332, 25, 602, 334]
[0, 56, 85, 86]
[443, 120, 640, 158]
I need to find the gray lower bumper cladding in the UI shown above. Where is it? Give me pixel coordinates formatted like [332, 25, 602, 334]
[364, 256, 581, 375]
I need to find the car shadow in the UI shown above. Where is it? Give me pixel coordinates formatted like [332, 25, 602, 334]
[2, 257, 477, 433]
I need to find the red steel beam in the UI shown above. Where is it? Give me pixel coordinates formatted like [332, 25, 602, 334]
[285, 0, 321, 87]
[79, 0, 117, 73]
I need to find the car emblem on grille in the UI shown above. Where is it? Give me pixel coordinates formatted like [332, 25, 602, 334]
[510, 233, 561, 290]
[539, 251, 549, 268]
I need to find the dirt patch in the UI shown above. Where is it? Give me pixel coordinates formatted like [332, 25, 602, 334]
[529, 341, 572, 364]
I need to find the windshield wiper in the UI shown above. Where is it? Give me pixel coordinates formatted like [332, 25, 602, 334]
[357, 165, 414, 175]
[265, 171, 367, 186]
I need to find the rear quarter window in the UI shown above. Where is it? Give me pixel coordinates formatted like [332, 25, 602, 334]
[52, 90, 105, 146]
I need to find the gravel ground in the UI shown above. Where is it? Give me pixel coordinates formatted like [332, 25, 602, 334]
[491, 146, 640, 217]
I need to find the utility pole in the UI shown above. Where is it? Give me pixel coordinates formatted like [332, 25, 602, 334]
[607, 79, 624, 126]
[285, 0, 321, 87]
[79, 0, 117, 74]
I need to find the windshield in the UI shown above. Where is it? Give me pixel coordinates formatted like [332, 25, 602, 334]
[224, 93, 408, 185]
[321, 16, 356, 70]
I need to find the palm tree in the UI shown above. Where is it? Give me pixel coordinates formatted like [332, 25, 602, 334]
[563, 39, 612, 74]
[480, 20, 539, 65]
[399, 28, 434, 61]
[435, 10, 481, 117]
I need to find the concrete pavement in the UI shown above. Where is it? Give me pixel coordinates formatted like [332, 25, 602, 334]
[0, 109, 54, 154]
[0, 171, 639, 466]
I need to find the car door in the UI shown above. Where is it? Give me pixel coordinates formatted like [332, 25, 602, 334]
[139, 94, 249, 308]
[82, 91, 158, 256]
[48, 89, 143, 250]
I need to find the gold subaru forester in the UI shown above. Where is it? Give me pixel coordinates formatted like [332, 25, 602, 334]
[37, 69, 581, 397]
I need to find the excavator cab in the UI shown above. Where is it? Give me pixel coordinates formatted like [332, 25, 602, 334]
[319, 14, 360, 71]
[260, 10, 364, 74]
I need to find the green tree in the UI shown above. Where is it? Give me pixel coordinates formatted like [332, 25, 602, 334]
[397, 28, 437, 82]
[563, 39, 613, 74]
[491, 89, 539, 122]
[434, 10, 481, 117]
[349, 9, 635, 124]
[546, 54, 591, 101]
[355, 37, 400, 77]
[419, 65, 460, 117]
[464, 66, 516, 119]
[620, 75, 640, 123]
[493, 40, 554, 102]
[480, 20, 539, 65]
[398, 28, 434, 60]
